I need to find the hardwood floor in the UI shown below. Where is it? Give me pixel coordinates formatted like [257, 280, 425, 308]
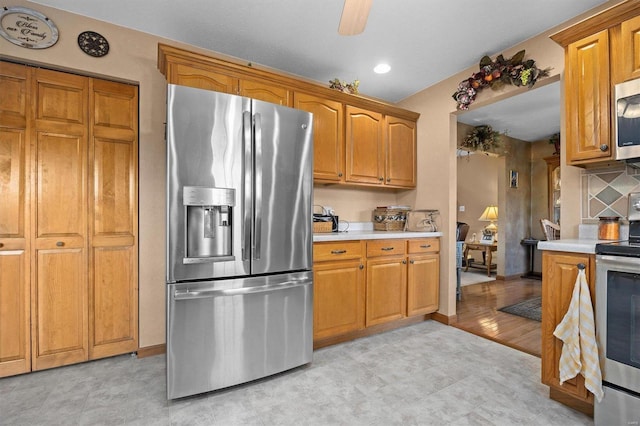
[452, 277, 542, 357]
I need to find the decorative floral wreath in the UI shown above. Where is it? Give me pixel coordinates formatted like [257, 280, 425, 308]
[329, 78, 359, 94]
[461, 125, 501, 152]
[452, 50, 551, 110]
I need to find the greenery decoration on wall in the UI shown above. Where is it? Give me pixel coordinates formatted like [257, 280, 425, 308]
[461, 125, 501, 152]
[452, 50, 551, 110]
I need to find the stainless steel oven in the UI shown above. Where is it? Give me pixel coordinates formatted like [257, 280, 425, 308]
[594, 192, 640, 425]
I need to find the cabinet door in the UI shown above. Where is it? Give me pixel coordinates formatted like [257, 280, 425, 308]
[345, 106, 383, 185]
[385, 116, 416, 188]
[541, 251, 594, 403]
[313, 259, 365, 340]
[32, 69, 88, 371]
[616, 15, 640, 82]
[565, 30, 611, 163]
[366, 257, 406, 326]
[168, 62, 238, 94]
[407, 254, 439, 316]
[294, 93, 344, 182]
[240, 79, 291, 106]
[0, 62, 31, 377]
[88, 79, 138, 359]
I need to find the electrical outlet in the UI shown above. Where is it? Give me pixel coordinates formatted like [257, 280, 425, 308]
[324, 206, 334, 215]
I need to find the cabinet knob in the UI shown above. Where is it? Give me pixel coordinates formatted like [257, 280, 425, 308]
[0, 243, 4, 248]
[386, 178, 391, 182]
[359, 264, 364, 270]
[378, 177, 384, 181]
[577, 263, 585, 270]
[330, 249, 346, 255]
[56, 241, 64, 247]
[402, 260, 407, 264]
[338, 172, 343, 177]
[600, 144, 609, 152]
[409, 260, 414, 264]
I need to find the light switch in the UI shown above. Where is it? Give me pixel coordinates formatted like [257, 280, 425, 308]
[459, 205, 465, 212]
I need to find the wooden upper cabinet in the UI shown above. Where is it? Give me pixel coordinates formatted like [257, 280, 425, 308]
[240, 79, 290, 106]
[565, 30, 612, 164]
[541, 251, 595, 404]
[294, 92, 344, 182]
[345, 106, 383, 185]
[32, 68, 89, 371]
[385, 115, 416, 188]
[89, 79, 139, 360]
[157, 44, 419, 188]
[0, 61, 30, 377]
[615, 15, 640, 83]
[168, 62, 238, 94]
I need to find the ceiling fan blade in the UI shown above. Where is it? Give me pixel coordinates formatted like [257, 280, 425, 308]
[338, 0, 372, 35]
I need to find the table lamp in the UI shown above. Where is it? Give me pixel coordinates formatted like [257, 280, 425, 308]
[479, 205, 498, 235]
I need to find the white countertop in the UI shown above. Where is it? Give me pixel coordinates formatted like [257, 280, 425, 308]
[537, 238, 612, 254]
[313, 230, 442, 242]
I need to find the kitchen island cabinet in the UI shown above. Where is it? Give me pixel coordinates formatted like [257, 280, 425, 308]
[541, 250, 596, 416]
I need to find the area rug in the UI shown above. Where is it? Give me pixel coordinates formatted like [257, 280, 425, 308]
[498, 296, 542, 322]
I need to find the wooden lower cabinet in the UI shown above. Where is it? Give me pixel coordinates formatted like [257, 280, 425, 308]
[0, 61, 138, 377]
[366, 256, 407, 326]
[313, 237, 439, 345]
[313, 259, 365, 340]
[541, 251, 595, 414]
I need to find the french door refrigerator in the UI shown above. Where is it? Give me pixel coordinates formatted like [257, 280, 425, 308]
[165, 84, 314, 399]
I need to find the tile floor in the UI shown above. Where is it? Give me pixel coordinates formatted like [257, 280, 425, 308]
[1, 321, 592, 426]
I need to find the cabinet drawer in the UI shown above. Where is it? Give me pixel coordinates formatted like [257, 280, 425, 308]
[408, 238, 439, 254]
[366, 240, 406, 257]
[313, 241, 362, 262]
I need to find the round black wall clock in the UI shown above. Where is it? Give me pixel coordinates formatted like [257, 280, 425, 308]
[77, 31, 109, 57]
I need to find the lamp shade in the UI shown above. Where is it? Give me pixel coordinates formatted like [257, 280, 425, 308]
[478, 205, 498, 222]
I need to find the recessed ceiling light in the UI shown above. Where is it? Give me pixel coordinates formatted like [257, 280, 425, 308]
[374, 63, 391, 74]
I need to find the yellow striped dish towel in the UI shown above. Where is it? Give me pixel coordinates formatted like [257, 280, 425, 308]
[553, 267, 604, 402]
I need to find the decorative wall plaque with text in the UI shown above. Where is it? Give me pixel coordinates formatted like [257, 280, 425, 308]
[0, 6, 59, 49]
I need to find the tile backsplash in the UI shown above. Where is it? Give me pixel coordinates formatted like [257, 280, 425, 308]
[581, 165, 640, 220]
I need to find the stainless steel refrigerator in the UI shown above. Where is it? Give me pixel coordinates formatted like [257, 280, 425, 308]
[165, 84, 314, 399]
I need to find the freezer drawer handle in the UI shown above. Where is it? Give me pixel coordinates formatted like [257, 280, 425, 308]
[173, 280, 311, 300]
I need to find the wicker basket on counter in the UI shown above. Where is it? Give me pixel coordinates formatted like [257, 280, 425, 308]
[313, 221, 333, 233]
[372, 208, 408, 231]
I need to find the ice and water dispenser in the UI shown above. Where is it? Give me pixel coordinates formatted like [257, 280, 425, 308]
[183, 186, 235, 263]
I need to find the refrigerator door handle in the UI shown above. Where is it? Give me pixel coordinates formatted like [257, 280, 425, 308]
[242, 111, 252, 262]
[173, 279, 311, 300]
[253, 113, 263, 260]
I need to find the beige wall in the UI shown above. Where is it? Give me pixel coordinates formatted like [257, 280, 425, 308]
[399, 1, 624, 316]
[2, 0, 624, 344]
